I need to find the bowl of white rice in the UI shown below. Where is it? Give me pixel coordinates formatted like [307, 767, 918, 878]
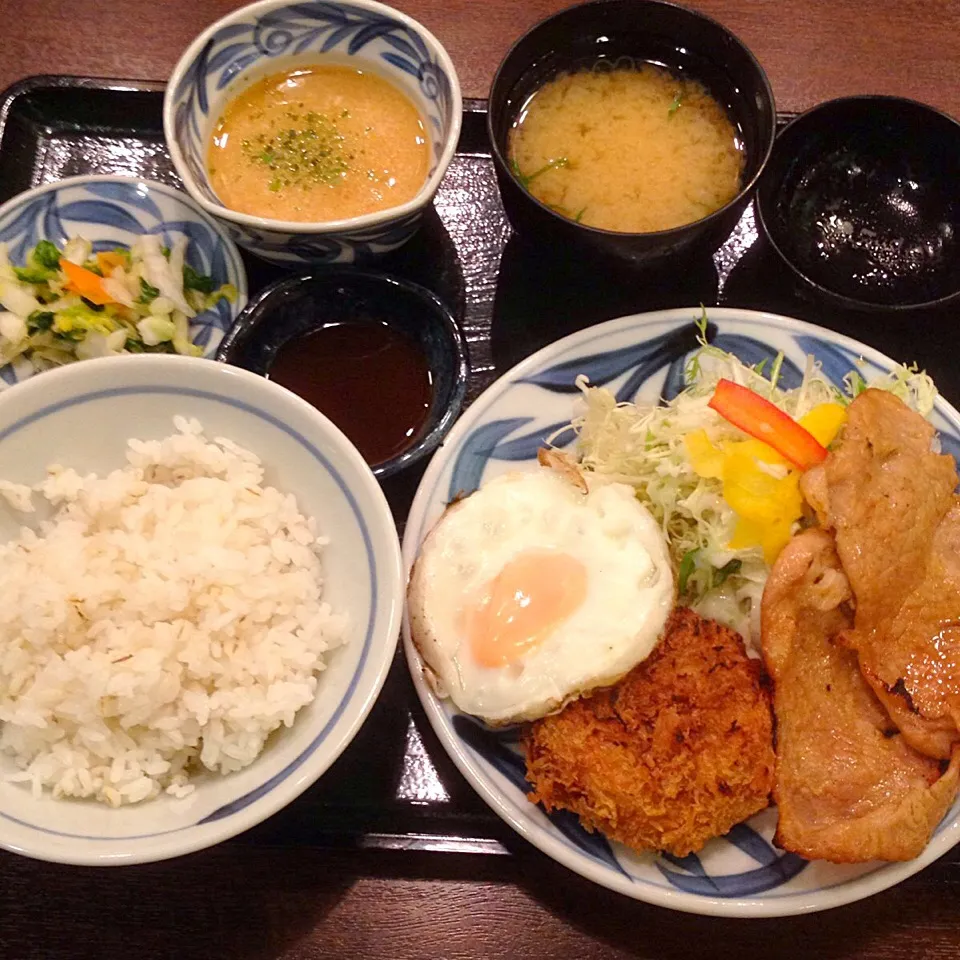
[0, 354, 403, 864]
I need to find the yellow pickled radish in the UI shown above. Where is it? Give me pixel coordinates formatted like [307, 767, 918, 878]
[685, 420, 811, 565]
[798, 403, 847, 448]
[724, 437, 788, 467]
[729, 514, 796, 563]
[684, 429, 725, 479]
[722, 451, 801, 521]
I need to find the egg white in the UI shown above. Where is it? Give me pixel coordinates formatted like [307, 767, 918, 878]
[407, 468, 675, 724]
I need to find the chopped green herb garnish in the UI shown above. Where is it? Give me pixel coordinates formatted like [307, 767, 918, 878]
[766, 352, 784, 392]
[678, 548, 700, 596]
[668, 92, 683, 116]
[31, 240, 62, 270]
[182, 264, 216, 294]
[683, 307, 712, 382]
[14, 266, 53, 284]
[55, 328, 85, 343]
[243, 110, 350, 187]
[27, 310, 55, 332]
[713, 558, 742, 588]
[511, 156, 569, 190]
[844, 370, 868, 399]
[138, 277, 160, 303]
[694, 306, 709, 339]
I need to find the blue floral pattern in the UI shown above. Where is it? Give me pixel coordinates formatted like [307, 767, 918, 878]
[657, 825, 807, 897]
[403, 307, 960, 916]
[0, 177, 247, 386]
[166, 0, 458, 265]
[217, 211, 421, 266]
[452, 715, 631, 879]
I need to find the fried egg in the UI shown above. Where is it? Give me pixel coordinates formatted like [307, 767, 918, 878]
[407, 467, 675, 724]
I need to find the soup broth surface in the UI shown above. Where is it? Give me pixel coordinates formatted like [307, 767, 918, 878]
[209, 66, 429, 222]
[509, 63, 744, 233]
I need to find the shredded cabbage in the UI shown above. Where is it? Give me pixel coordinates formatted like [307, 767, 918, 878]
[565, 312, 939, 646]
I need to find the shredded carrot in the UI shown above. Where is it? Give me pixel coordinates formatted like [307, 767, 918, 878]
[59, 258, 115, 306]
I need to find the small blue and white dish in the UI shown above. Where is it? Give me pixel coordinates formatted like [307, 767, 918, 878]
[217, 269, 468, 477]
[163, 0, 462, 266]
[0, 175, 248, 386]
[402, 306, 960, 917]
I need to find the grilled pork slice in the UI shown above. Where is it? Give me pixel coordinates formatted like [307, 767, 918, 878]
[800, 388, 960, 758]
[762, 528, 960, 863]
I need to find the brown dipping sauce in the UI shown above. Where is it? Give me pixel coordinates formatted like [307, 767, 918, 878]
[268, 321, 433, 466]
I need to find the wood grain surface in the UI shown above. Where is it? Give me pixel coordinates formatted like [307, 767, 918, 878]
[3, 2, 960, 958]
[2, 842, 960, 959]
[1, 0, 959, 116]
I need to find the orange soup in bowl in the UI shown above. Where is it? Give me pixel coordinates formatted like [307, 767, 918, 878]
[208, 66, 430, 222]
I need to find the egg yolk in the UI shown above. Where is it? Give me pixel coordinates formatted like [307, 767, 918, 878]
[461, 549, 588, 668]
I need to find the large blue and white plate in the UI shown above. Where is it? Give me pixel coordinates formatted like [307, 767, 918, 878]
[401, 307, 960, 917]
[0, 175, 248, 387]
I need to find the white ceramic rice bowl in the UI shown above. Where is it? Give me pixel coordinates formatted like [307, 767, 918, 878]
[0, 354, 403, 864]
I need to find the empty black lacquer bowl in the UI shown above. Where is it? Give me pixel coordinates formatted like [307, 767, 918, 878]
[756, 96, 960, 311]
[487, 0, 776, 267]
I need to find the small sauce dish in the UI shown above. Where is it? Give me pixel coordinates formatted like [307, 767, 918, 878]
[217, 270, 467, 477]
[756, 96, 960, 312]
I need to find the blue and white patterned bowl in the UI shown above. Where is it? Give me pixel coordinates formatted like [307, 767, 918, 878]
[163, 0, 462, 266]
[0, 175, 247, 387]
[401, 307, 960, 917]
[0, 354, 403, 865]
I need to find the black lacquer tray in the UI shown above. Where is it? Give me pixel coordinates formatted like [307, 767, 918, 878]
[1, 74, 957, 856]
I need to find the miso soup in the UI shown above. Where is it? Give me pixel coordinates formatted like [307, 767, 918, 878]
[508, 64, 744, 233]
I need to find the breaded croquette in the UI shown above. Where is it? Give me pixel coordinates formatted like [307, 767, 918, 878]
[524, 608, 775, 857]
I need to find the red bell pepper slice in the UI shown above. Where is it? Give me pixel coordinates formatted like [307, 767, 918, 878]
[708, 379, 828, 471]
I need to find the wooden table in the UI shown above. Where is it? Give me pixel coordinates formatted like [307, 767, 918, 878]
[3, 0, 959, 116]
[3, 2, 960, 958]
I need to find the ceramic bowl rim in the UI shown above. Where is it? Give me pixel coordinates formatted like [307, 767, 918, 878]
[485, 0, 777, 241]
[0, 173, 248, 304]
[215, 268, 469, 477]
[163, 0, 463, 236]
[754, 93, 960, 312]
[0, 353, 404, 865]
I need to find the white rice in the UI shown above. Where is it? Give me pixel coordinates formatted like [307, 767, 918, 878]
[0, 416, 347, 806]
